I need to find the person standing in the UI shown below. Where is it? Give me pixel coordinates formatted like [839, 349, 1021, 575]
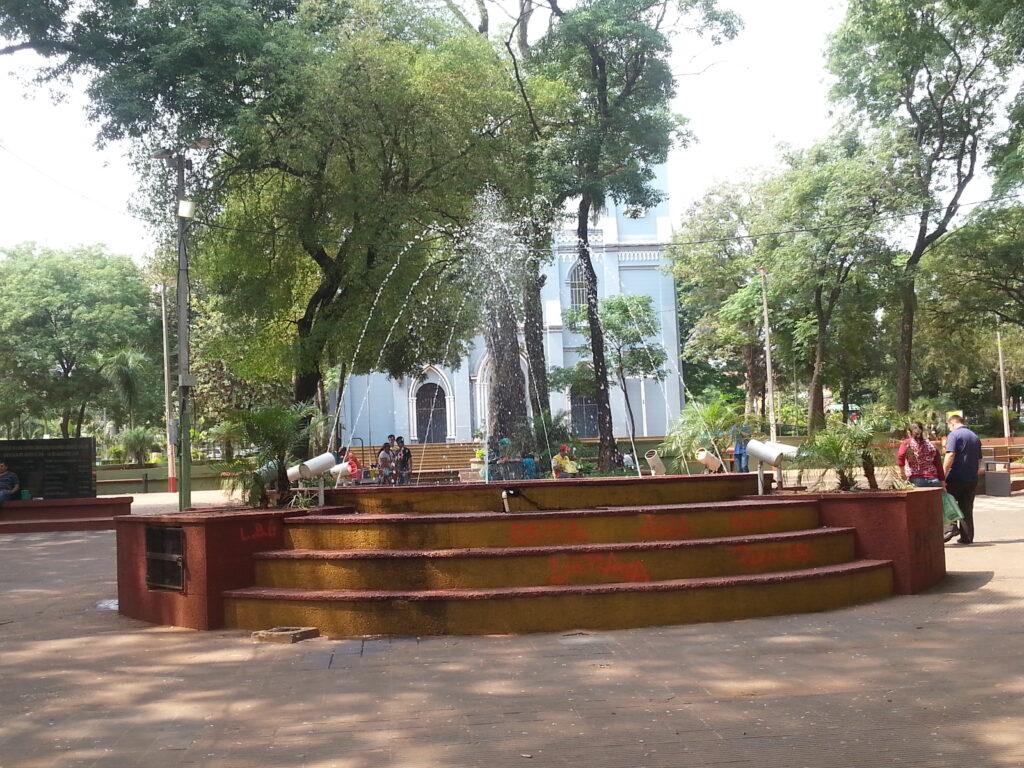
[521, 453, 537, 480]
[376, 443, 396, 485]
[943, 414, 982, 544]
[897, 421, 945, 487]
[394, 437, 413, 485]
[731, 425, 750, 473]
[0, 460, 20, 504]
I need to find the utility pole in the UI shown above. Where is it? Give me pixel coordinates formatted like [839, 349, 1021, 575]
[159, 284, 177, 492]
[174, 154, 195, 511]
[998, 328, 1012, 443]
[758, 268, 778, 443]
[759, 267, 783, 489]
[154, 146, 198, 510]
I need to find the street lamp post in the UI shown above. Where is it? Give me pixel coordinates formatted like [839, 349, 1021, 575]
[154, 147, 198, 510]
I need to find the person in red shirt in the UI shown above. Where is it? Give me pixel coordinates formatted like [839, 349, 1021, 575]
[896, 421, 945, 488]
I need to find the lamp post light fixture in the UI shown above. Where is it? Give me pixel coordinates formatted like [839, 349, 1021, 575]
[152, 146, 202, 510]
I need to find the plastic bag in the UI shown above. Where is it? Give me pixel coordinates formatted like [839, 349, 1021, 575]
[942, 492, 964, 523]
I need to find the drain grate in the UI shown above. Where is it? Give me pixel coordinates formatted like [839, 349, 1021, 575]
[251, 626, 320, 644]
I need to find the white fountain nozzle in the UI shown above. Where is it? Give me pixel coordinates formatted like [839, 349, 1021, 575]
[746, 439, 798, 466]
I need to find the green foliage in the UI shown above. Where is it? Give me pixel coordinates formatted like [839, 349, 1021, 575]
[119, 426, 161, 467]
[669, 181, 763, 408]
[758, 131, 912, 430]
[528, 0, 739, 468]
[564, 294, 667, 439]
[237, 403, 314, 506]
[103, 348, 148, 428]
[933, 206, 1024, 330]
[828, 0, 1015, 410]
[548, 364, 596, 398]
[793, 422, 895, 492]
[204, 419, 247, 461]
[661, 394, 748, 472]
[188, 5, 507, 397]
[0, 243, 158, 437]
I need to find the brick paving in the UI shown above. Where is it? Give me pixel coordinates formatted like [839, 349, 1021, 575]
[1, 491, 1023, 767]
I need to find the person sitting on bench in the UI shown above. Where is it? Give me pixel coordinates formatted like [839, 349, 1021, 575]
[0, 460, 20, 504]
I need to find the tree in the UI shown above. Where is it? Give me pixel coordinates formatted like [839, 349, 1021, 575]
[462, 190, 532, 441]
[119, 426, 160, 467]
[103, 348, 148, 428]
[530, 0, 739, 468]
[0, 243, 156, 437]
[828, 0, 1014, 412]
[565, 295, 667, 442]
[932, 205, 1024, 330]
[669, 182, 764, 413]
[189, 5, 511, 410]
[758, 133, 909, 430]
[3, 1, 511, 417]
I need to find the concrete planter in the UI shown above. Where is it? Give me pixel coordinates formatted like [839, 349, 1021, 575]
[768, 488, 945, 595]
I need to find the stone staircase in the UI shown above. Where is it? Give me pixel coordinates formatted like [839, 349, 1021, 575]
[347, 442, 478, 484]
[222, 489, 894, 637]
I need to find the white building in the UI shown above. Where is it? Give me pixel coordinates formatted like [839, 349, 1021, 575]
[338, 172, 684, 447]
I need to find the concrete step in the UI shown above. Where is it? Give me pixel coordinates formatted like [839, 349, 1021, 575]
[284, 498, 821, 550]
[0, 516, 119, 533]
[223, 559, 894, 637]
[254, 528, 857, 590]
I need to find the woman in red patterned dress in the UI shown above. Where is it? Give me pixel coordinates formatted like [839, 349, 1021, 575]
[896, 421, 945, 488]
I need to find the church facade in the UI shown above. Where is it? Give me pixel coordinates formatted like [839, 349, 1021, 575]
[338, 175, 684, 448]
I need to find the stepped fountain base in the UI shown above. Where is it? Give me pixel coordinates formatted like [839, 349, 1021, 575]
[115, 478, 945, 635]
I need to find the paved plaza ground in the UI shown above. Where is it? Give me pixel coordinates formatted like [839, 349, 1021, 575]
[1, 490, 1023, 768]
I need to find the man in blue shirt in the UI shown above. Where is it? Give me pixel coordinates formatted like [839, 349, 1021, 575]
[0, 460, 20, 504]
[943, 415, 982, 544]
[731, 425, 750, 473]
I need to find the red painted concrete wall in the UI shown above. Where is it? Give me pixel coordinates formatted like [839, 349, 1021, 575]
[813, 489, 945, 595]
[116, 508, 312, 630]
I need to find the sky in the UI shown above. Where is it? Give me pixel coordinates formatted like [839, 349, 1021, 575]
[0, 0, 845, 262]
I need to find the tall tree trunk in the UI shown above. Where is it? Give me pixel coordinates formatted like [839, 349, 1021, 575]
[484, 292, 529, 441]
[895, 274, 916, 413]
[619, 369, 636, 442]
[74, 401, 87, 438]
[60, 409, 71, 439]
[522, 238, 550, 448]
[577, 196, 616, 469]
[807, 310, 828, 432]
[743, 339, 760, 415]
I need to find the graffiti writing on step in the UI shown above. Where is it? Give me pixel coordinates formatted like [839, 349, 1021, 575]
[732, 542, 815, 569]
[549, 553, 650, 585]
[239, 521, 279, 543]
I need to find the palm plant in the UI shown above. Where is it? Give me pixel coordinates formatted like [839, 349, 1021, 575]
[119, 426, 160, 467]
[205, 419, 246, 461]
[660, 395, 752, 473]
[104, 348, 147, 428]
[234, 403, 314, 507]
[794, 421, 895, 491]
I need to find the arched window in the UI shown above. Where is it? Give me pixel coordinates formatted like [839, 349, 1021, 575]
[567, 261, 588, 312]
[570, 387, 599, 439]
